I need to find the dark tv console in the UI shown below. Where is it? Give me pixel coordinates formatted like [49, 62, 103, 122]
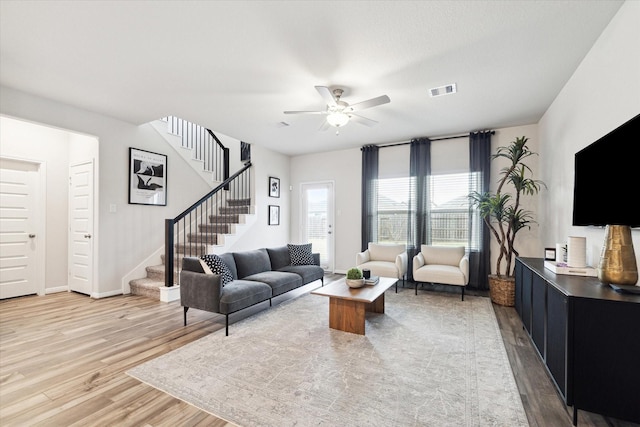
[515, 258, 640, 425]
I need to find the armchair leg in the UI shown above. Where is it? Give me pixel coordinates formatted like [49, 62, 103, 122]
[461, 287, 465, 301]
[225, 314, 229, 336]
[415, 281, 418, 295]
[183, 307, 189, 326]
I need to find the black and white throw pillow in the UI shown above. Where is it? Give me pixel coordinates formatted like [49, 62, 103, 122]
[200, 254, 234, 285]
[287, 243, 314, 266]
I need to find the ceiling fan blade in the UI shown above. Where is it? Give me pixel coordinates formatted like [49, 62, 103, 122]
[349, 113, 379, 127]
[347, 95, 390, 112]
[283, 110, 326, 115]
[315, 86, 337, 107]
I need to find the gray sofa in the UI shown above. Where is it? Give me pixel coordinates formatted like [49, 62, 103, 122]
[180, 246, 324, 335]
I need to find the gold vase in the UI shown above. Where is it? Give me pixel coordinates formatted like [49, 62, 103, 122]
[597, 225, 638, 285]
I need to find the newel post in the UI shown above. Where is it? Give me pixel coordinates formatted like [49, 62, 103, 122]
[165, 218, 175, 287]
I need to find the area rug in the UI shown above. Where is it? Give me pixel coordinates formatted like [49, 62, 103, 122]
[128, 289, 528, 427]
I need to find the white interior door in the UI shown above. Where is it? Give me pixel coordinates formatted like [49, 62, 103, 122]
[69, 161, 94, 296]
[0, 159, 41, 299]
[301, 181, 334, 272]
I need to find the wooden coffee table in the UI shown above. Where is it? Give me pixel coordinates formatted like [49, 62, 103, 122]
[311, 277, 397, 335]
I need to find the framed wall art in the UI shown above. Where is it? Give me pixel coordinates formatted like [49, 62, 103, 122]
[129, 147, 167, 206]
[268, 205, 280, 225]
[269, 176, 280, 198]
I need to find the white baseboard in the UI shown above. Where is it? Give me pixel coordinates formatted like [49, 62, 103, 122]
[45, 286, 69, 294]
[92, 289, 123, 299]
[160, 285, 180, 303]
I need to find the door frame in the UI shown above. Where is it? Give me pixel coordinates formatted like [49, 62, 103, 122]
[299, 180, 335, 273]
[0, 155, 47, 296]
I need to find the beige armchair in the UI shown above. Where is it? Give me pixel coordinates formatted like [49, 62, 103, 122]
[413, 245, 469, 300]
[356, 243, 408, 292]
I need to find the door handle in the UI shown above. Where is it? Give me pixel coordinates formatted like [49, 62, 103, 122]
[84, 234, 92, 239]
[29, 234, 36, 238]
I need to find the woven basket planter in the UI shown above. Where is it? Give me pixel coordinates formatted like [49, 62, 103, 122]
[489, 275, 515, 306]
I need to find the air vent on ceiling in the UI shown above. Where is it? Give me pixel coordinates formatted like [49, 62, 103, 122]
[429, 83, 457, 97]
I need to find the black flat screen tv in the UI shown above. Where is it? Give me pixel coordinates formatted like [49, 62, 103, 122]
[572, 113, 640, 228]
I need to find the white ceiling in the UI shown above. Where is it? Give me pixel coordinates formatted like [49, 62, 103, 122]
[0, 1, 624, 156]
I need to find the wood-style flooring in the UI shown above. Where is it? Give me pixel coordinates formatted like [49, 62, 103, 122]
[1, 277, 637, 426]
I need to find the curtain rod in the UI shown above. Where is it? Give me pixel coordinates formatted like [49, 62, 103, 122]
[374, 130, 495, 149]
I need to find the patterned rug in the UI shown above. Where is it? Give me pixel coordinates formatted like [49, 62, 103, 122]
[128, 288, 528, 426]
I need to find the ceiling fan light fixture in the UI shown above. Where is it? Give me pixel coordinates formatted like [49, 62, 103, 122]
[326, 111, 350, 127]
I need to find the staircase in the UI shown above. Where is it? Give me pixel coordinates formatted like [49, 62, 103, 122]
[128, 116, 253, 301]
[129, 197, 253, 300]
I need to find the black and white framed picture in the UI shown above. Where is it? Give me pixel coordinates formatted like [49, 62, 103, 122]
[269, 176, 280, 198]
[129, 147, 167, 206]
[241, 141, 251, 163]
[268, 205, 280, 225]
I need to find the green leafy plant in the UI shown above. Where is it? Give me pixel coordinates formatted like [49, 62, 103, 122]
[346, 268, 363, 280]
[469, 136, 546, 278]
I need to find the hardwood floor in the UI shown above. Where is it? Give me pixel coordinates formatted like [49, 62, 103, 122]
[1, 278, 637, 426]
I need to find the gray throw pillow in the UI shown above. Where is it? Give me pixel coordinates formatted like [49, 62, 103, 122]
[287, 243, 314, 266]
[200, 254, 234, 285]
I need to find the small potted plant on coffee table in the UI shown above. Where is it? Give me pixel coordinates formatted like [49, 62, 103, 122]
[346, 268, 365, 288]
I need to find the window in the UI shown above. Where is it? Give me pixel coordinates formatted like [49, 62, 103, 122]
[374, 172, 481, 250]
[429, 172, 481, 250]
[376, 177, 413, 245]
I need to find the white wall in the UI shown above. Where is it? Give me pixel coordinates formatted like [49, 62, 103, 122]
[290, 147, 361, 273]
[0, 116, 75, 291]
[290, 125, 541, 276]
[226, 143, 291, 251]
[538, 0, 640, 276]
[0, 87, 291, 297]
[489, 124, 542, 274]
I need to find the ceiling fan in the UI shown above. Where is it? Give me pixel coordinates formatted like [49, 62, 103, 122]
[284, 86, 390, 131]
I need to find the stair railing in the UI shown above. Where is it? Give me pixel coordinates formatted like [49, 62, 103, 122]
[165, 162, 252, 287]
[162, 116, 230, 182]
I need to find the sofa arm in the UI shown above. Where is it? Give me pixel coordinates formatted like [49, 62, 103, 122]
[396, 251, 408, 275]
[313, 252, 320, 266]
[412, 253, 425, 275]
[356, 249, 370, 266]
[460, 254, 470, 284]
[180, 269, 222, 313]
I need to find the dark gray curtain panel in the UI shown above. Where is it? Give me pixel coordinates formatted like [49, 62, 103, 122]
[407, 138, 431, 281]
[469, 131, 492, 290]
[361, 145, 379, 251]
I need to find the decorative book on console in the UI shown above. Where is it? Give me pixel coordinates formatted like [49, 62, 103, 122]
[544, 261, 597, 277]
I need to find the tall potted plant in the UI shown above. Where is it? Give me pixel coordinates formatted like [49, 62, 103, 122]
[469, 136, 545, 306]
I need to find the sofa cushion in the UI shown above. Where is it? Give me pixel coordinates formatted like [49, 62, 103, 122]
[233, 248, 271, 278]
[219, 252, 238, 280]
[278, 265, 324, 284]
[219, 280, 272, 314]
[267, 246, 291, 270]
[357, 260, 401, 279]
[243, 271, 302, 297]
[288, 243, 314, 265]
[421, 245, 465, 266]
[200, 254, 233, 285]
[368, 243, 405, 262]
[182, 256, 206, 273]
[414, 264, 466, 286]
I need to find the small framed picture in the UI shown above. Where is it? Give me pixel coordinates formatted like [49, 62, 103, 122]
[268, 205, 280, 225]
[129, 147, 167, 206]
[269, 176, 280, 198]
[544, 247, 556, 261]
